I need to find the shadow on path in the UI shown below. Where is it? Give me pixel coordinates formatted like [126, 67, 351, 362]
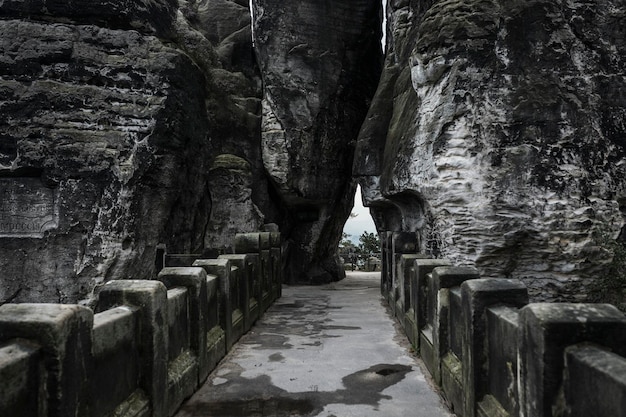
[175, 272, 454, 417]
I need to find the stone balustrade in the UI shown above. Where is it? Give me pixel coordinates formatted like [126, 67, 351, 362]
[0, 232, 281, 417]
[380, 231, 626, 417]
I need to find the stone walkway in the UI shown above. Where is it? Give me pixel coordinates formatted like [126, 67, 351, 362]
[174, 271, 455, 417]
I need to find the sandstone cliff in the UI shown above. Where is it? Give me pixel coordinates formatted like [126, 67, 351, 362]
[252, 0, 383, 283]
[0, 0, 274, 303]
[355, 0, 626, 301]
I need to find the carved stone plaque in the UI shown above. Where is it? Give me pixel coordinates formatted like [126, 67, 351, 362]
[0, 178, 58, 238]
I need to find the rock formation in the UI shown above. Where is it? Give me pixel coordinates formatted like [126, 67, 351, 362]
[354, 0, 626, 301]
[2, 0, 624, 304]
[252, 0, 383, 283]
[0, 0, 276, 304]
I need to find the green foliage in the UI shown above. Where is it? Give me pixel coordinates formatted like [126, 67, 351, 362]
[358, 232, 380, 256]
[337, 231, 381, 270]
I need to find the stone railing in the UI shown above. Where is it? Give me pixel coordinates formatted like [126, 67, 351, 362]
[0, 232, 282, 417]
[381, 232, 626, 417]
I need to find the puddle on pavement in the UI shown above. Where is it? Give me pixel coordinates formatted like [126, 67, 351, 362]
[180, 364, 412, 416]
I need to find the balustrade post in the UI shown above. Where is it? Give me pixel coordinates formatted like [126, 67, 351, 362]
[97, 280, 168, 417]
[428, 266, 480, 385]
[518, 303, 626, 417]
[461, 279, 528, 417]
[158, 267, 209, 382]
[0, 304, 93, 417]
[192, 258, 237, 350]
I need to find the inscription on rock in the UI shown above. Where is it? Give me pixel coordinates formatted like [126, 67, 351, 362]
[0, 178, 58, 237]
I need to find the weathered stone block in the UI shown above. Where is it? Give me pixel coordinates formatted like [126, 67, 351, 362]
[92, 306, 143, 417]
[192, 259, 235, 350]
[409, 258, 451, 349]
[461, 279, 529, 417]
[398, 254, 432, 343]
[381, 232, 393, 299]
[234, 232, 261, 254]
[482, 306, 520, 417]
[0, 340, 44, 417]
[519, 303, 626, 417]
[164, 287, 198, 416]
[270, 231, 282, 299]
[442, 351, 464, 417]
[97, 280, 168, 417]
[205, 275, 226, 374]
[0, 303, 93, 417]
[228, 265, 245, 344]
[564, 344, 626, 417]
[428, 266, 480, 384]
[220, 255, 255, 330]
[158, 267, 209, 382]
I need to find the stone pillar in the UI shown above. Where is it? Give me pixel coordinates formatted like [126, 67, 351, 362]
[381, 231, 393, 299]
[428, 266, 480, 384]
[461, 279, 529, 417]
[235, 233, 264, 317]
[0, 304, 93, 417]
[409, 258, 451, 350]
[270, 231, 282, 299]
[97, 280, 168, 417]
[205, 274, 226, 373]
[0, 339, 43, 416]
[518, 303, 626, 417]
[397, 254, 429, 318]
[564, 344, 626, 417]
[192, 259, 235, 350]
[389, 232, 418, 316]
[157, 267, 209, 382]
[219, 255, 252, 331]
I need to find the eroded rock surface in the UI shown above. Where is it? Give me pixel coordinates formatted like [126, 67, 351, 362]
[252, 0, 383, 283]
[355, 0, 626, 301]
[0, 0, 274, 304]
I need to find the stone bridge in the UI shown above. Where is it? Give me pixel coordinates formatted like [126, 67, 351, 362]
[2, 231, 626, 416]
[0, 0, 626, 416]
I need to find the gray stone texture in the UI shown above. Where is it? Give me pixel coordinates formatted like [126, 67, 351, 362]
[519, 303, 626, 417]
[252, 0, 383, 284]
[461, 279, 529, 417]
[564, 344, 626, 417]
[0, 0, 281, 305]
[192, 259, 235, 349]
[97, 280, 169, 417]
[354, 0, 626, 302]
[0, 340, 43, 416]
[0, 303, 94, 417]
[429, 266, 480, 384]
[158, 267, 210, 382]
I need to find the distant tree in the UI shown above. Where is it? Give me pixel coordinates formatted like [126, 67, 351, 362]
[358, 232, 380, 257]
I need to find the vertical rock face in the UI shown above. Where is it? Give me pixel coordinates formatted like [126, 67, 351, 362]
[355, 0, 626, 301]
[252, 0, 383, 283]
[204, 154, 264, 251]
[0, 17, 210, 304]
[0, 0, 273, 304]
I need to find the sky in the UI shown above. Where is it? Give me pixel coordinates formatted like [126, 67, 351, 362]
[343, 185, 377, 244]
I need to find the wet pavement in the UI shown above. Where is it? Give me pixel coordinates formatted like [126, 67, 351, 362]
[174, 271, 455, 417]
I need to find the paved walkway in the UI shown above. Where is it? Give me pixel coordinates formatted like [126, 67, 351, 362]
[175, 271, 455, 417]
